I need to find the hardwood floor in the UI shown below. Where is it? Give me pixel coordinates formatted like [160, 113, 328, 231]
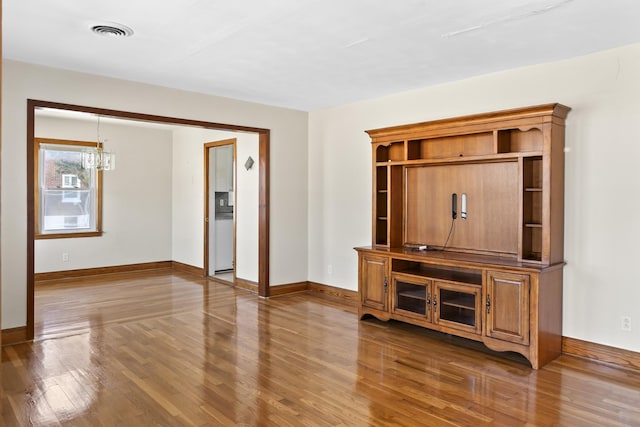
[2, 269, 640, 426]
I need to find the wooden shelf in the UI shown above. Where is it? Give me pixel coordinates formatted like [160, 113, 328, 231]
[497, 128, 544, 153]
[375, 151, 541, 167]
[393, 263, 482, 286]
[398, 289, 426, 300]
[441, 298, 475, 310]
[523, 251, 542, 259]
[376, 141, 405, 162]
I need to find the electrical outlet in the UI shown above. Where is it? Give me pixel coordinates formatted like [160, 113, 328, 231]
[62, 252, 69, 262]
[622, 316, 632, 332]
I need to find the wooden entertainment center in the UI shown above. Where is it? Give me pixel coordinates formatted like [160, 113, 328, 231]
[356, 104, 570, 369]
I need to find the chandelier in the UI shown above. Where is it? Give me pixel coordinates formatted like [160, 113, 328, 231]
[82, 116, 116, 171]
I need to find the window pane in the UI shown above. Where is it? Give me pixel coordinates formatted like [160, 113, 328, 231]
[42, 189, 94, 231]
[39, 145, 97, 233]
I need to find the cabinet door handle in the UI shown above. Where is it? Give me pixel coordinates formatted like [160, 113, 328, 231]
[486, 295, 491, 314]
[426, 293, 431, 306]
[384, 277, 388, 290]
[432, 295, 437, 308]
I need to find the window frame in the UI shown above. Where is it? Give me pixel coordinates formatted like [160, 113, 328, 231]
[34, 138, 103, 239]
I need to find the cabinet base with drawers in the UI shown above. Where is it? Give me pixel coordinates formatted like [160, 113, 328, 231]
[357, 247, 563, 369]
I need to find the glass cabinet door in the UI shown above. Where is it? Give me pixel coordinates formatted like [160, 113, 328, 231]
[391, 273, 431, 322]
[434, 281, 481, 334]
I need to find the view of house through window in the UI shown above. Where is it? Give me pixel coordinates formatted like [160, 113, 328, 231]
[35, 138, 102, 238]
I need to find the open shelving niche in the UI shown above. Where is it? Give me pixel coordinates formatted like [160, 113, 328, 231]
[392, 260, 482, 332]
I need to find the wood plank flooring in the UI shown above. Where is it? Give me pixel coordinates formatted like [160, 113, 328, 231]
[2, 269, 640, 426]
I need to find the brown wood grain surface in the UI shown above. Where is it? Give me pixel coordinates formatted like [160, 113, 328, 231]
[3, 270, 638, 425]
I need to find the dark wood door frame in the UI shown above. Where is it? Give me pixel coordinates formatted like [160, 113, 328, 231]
[204, 139, 237, 279]
[26, 99, 271, 340]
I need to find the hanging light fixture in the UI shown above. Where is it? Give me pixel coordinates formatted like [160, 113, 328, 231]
[82, 116, 116, 171]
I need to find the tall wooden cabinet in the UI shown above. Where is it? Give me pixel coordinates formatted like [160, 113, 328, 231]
[356, 104, 570, 369]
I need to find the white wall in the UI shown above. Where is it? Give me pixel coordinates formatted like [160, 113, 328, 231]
[34, 116, 173, 273]
[171, 127, 205, 268]
[2, 60, 309, 329]
[308, 42, 640, 352]
[171, 128, 259, 282]
[235, 133, 260, 282]
[34, 116, 259, 280]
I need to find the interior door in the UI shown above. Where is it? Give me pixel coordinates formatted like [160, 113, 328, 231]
[205, 140, 236, 278]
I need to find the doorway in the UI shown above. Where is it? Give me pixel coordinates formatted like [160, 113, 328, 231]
[26, 99, 271, 341]
[205, 140, 236, 282]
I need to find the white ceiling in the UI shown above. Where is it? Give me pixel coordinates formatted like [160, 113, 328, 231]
[5, 0, 640, 111]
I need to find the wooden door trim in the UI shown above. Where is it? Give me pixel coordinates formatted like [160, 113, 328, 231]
[26, 99, 271, 340]
[1, 0, 3, 349]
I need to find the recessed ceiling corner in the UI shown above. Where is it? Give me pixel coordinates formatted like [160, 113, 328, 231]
[91, 23, 134, 38]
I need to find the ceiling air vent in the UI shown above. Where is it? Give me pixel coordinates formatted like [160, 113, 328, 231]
[91, 23, 134, 38]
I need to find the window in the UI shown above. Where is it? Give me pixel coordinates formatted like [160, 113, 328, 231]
[35, 138, 103, 239]
[61, 174, 79, 188]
